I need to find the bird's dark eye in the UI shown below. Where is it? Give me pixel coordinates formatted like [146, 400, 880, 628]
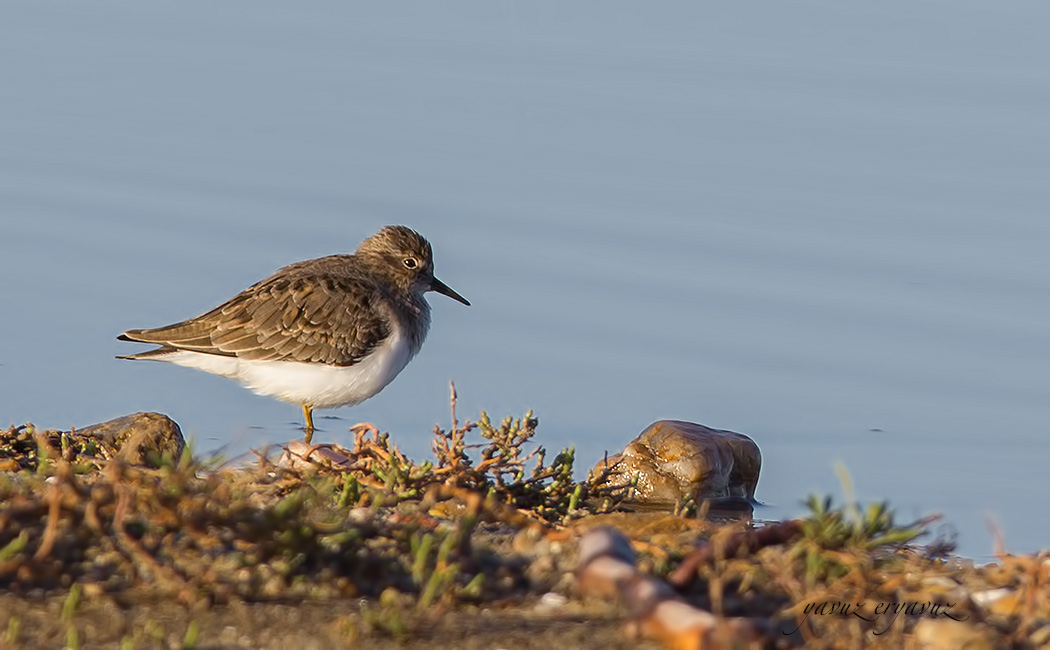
[403, 257, 418, 269]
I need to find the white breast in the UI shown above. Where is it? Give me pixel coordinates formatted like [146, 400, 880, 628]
[158, 324, 416, 409]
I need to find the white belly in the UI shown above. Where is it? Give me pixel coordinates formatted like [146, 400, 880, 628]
[157, 326, 415, 409]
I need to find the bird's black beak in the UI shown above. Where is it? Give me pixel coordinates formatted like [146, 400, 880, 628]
[430, 277, 470, 306]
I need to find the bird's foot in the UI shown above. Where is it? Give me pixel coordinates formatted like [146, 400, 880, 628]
[302, 403, 316, 443]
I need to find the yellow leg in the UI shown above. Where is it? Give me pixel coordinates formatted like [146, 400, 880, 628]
[302, 403, 315, 443]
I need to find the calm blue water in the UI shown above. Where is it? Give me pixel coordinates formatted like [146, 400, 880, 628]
[2, 2, 1048, 559]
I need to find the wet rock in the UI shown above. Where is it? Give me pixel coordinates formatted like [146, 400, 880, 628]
[77, 412, 185, 466]
[589, 420, 760, 508]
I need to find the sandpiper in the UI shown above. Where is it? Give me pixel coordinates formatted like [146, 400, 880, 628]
[117, 225, 469, 442]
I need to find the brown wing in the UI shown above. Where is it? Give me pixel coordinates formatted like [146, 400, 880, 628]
[118, 272, 392, 367]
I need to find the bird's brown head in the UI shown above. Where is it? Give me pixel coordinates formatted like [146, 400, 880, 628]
[357, 226, 470, 305]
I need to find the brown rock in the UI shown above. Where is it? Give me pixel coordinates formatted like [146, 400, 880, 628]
[590, 420, 760, 507]
[77, 412, 186, 466]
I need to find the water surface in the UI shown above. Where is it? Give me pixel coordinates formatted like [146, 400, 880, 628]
[3, 2, 1049, 558]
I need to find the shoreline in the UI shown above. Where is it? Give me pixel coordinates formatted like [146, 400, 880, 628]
[1, 415, 1044, 648]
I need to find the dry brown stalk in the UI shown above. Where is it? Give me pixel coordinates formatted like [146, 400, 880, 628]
[668, 519, 804, 589]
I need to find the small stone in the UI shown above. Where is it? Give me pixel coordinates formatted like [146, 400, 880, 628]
[578, 526, 638, 566]
[577, 556, 639, 600]
[535, 591, 568, 613]
[912, 619, 995, 650]
[982, 590, 1023, 619]
[76, 412, 185, 466]
[590, 420, 761, 507]
[347, 507, 373, 525]
[970, 587, 1012, 608]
